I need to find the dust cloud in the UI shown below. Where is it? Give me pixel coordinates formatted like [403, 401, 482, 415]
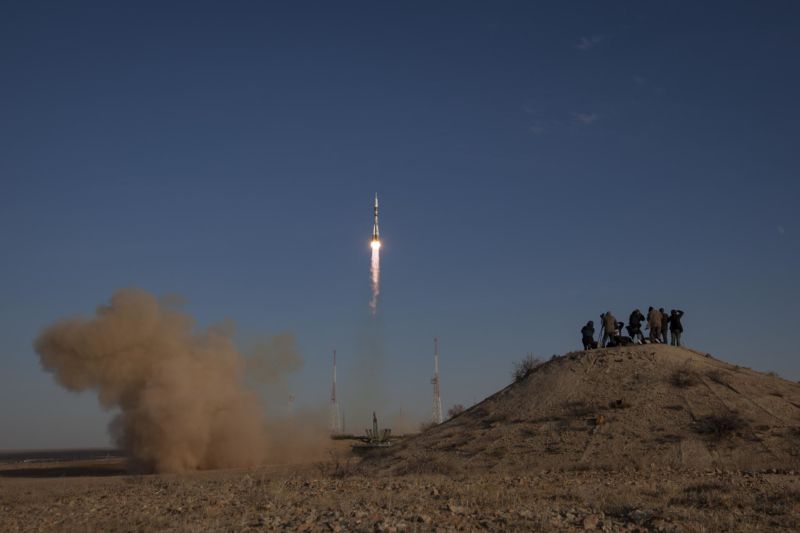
[246, 332, 303, 385]
[34, 288, 326, 473]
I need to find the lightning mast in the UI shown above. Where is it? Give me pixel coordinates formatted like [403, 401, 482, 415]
[431, 338, 443, 424]
[330, 350, 341, 435]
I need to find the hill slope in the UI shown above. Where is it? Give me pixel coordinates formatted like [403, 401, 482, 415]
[373, 345, 800, 474]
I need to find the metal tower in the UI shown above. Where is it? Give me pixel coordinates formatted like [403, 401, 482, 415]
[431, 338, 443, 424]
[330, 350, 341, 435]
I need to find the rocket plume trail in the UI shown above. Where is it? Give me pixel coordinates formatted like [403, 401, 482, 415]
[369, 193, 381, 315]
[370, 240, 381, 315]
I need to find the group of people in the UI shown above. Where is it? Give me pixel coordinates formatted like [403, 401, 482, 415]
[580, 308, 685, 349]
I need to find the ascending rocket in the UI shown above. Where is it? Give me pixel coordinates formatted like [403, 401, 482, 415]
[369, 193, 381, 314]
[371, 193, 380, 247]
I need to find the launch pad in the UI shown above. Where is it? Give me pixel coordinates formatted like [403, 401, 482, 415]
[349, 412, 394, 453]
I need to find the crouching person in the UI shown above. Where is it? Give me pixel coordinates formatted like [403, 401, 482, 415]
[601, 311, 617, 347]
[581, 321, 597, 350]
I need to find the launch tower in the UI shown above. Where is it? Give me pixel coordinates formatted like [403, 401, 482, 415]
[431, 338, 443, 424]
[330, 350, 341, 435]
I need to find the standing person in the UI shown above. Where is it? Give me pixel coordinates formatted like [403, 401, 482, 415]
[581, 321, 596, 350]
[601, 311, 617, 347]
[647, 306, 662, 342]
[628, 309, 645, 344]
[669, 309, 685, 346]
[659, 308, 669, 344]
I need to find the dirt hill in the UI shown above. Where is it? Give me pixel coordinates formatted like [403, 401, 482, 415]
[370, 345, 800, 474]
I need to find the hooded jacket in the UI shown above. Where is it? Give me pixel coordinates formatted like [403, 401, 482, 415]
[602, 312, 617, 334]
[628, 310, 644, 329]
[669, 310, 684, 332]
[647, 308, 662, 331]
[659, 309, 669, 331]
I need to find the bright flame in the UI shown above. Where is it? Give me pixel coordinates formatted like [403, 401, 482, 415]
[369, 240, 381, 315]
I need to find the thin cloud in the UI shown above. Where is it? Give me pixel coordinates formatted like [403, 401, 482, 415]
[572, 112, 599, 125]
[576, 35, 604, 51]
[529, 119, 548, 135]
[523, 104, 597, 134]
[522, 103, 539, 116]
[522, 104, 551, 135]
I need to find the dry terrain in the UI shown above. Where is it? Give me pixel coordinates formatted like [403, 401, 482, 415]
[373, 345, 800, 474]
[1, 460, 799, 531]
[3, 345, 800, 531]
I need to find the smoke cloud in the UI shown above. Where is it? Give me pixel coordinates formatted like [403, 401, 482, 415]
[246, 332, 303, 386]
[34, 289, 312, 473]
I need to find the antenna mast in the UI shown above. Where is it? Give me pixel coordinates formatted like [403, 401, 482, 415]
[431, 338, 443, 424]
[330, 350, 341, 435]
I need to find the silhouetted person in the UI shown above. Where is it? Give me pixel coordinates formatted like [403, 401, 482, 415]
[647, 306, 662, 342]
[669, 309, 685, 346]
[627, 309, 645, 344]
[581, 321, 597, 350]
[601, 311, 617, 347]
[659, 308, 669, 344]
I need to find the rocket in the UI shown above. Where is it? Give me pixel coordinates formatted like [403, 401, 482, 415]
[371, 193, 380, 244]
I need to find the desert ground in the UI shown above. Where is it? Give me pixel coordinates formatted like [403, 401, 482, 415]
[3, 345, 800, 532]
[2, 459, 799, 531]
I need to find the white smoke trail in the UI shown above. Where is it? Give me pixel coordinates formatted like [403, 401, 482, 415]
[370, 242, 380, 315]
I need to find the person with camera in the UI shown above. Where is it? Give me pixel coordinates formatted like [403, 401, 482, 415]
[669, 309, 685, 346]
[627, 309, 645, 344]
[659, 308, 669, 343]
[647, 306, 662, 342]
[601, 311, 618, 347]
[581, 321, 597, 350]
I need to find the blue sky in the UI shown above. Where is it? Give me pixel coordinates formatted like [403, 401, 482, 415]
[1, 1, 799, 448]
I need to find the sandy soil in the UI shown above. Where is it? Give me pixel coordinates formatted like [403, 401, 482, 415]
[1, 458, 800, 532]
[4, 345, 799, 531]
[375, 346, 800, 475]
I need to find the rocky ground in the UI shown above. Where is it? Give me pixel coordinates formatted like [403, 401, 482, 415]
[374, 346, 800, 475]
[1, 459, 800, 531]
[4, 345, 799, 531]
